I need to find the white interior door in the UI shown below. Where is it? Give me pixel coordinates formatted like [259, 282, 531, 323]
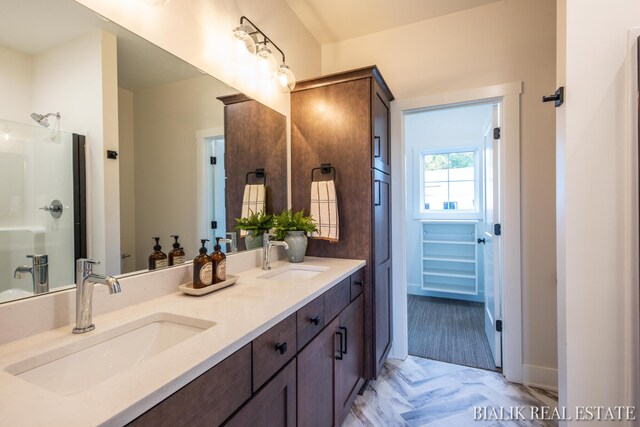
[482, 104, 502, 368]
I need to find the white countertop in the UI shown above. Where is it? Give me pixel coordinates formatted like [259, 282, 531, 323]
[0, 257, 365, 427]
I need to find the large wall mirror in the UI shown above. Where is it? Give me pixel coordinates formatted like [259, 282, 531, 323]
[0, 0, 287, 303]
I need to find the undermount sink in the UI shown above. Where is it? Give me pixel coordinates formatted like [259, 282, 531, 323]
[258, 264, 329, 281]
[6, 312, 215, 396]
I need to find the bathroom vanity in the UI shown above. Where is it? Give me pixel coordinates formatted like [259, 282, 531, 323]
[0, 256, 365, 426]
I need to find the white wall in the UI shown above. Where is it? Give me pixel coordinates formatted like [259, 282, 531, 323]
[74, 0, 321, 117]
[31, 30, 120, 275]
[322, 0, 558, 387]
[118, 88, 136, 272]
[557, 0, 640, 416]
[128, 76, 232, 271]
[0, 46, 32, 123]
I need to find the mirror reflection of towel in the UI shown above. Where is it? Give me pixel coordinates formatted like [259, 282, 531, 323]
[310, 180, 339, 242]
[240, 184, 265, 237]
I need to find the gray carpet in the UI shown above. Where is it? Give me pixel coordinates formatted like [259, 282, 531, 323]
[407, 295, 497, 371]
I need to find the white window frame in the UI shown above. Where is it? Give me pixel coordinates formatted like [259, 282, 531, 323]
[414, 145, 483, 220]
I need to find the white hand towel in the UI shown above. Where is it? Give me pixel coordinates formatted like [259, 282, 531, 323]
[240, 184, 266, 237]
[310, 180, 339, 242]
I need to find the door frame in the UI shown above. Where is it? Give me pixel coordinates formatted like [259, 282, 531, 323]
[389, 81, 523, 383]
[195, 127, 225, 245]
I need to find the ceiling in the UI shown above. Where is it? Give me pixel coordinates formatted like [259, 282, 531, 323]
[285, 0, 502, 44]
[0, 0, 207, 91]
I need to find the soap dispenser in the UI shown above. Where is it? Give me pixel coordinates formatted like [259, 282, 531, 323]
[148, 237, 168, 270]
[168, 235, 186, 266]
[193, 239, 212, 289]
[210, 237, 227, 284]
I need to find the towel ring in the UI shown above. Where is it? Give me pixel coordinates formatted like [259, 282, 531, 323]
[246, 168, 266, 185]
[311, 163, 336, 182]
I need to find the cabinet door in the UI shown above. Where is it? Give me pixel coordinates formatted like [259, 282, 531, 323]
[225, 359, 297, 427]
[297, 317, 340, 427]
[373, 169, 392, 376]
[128, 345, 251, 427]
[336, 294, 365, 424]
[372, 85, 391, 174]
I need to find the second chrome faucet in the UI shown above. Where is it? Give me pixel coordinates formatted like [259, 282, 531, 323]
[262, 233, 288, 270]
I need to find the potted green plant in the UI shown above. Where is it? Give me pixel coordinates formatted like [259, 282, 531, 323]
[235, 211, 274, 250]
[273, 209, 318, 263]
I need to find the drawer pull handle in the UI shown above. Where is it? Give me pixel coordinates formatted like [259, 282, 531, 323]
[336, 331, 344, 360]
[309, 316, 320, 325]
[339, 326, 348, 354]
[275, 342, 288, 355]
[374, 136, 381, 158]
[354, 280, 363, 287]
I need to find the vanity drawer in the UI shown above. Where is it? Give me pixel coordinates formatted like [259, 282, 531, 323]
[350, 268, 364, 301]
[252, 313, 297, 391]
[127, 344, 251, 427]
[324, 276, 351, 322]
[297, 294, 326, 350]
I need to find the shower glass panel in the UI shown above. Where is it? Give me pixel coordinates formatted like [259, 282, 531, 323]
[0, 119, 76, 303]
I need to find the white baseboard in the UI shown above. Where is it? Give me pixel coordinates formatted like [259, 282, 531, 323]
[522, 364, 558, 391]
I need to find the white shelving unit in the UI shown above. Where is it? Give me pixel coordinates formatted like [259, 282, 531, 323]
[421, 221, 479, 295]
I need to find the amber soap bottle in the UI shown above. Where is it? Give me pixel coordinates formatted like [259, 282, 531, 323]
[193, 239, 213, 289]
[168, 235, 186, 266]
[210, 237, 227, 284]
[148, 237, 168, 270]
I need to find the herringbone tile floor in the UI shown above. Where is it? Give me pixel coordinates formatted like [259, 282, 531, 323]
[343, 356, 558, 427]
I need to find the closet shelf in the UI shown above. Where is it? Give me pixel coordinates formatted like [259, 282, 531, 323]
[422, 239, 475, 245]
[423, 270, 476, 279]
[422, 255, 475, 263]
[421, 282, 478, 295]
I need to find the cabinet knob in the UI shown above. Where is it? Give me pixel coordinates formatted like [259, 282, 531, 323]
[477, 238, 486, 244]
[309, 316, 320, 325]
[354, 280, 363, 287]
[275, 342, 288, 355]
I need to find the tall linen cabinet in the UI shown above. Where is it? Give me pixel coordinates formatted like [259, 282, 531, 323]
[291, 66, 394, 379]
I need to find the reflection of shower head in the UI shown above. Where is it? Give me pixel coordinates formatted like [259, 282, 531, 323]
[30, 112, 61, 128]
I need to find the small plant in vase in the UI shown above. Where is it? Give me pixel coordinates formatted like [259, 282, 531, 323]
[273, 209, 318, 263]
[234, 211, 274, 250]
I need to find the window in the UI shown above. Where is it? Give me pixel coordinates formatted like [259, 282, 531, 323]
[422, 150, 477, 212]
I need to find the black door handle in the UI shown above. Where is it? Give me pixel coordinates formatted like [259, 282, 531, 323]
[309, 316, 320, 325]
[477, 238, 486, 244]
[542, 87, 564, 107]
[339, 326, 348, 355]
[275, 342, 288, 355]
[335, 331, 344, 360]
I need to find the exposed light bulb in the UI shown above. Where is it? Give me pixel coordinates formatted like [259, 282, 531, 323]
[256, 46, 278, 79]
[3, 132, 9, 141]
[233, 25, 257, 55]
[276, 64, 296, 92]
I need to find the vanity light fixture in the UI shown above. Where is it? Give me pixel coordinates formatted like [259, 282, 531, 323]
[233, 16, 296, 92]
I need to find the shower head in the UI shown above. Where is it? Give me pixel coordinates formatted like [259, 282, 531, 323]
[30, 112, 61, 128]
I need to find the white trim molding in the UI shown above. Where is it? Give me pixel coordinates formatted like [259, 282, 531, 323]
[523, 364, 558, 392]
[389, 81, 524, 384]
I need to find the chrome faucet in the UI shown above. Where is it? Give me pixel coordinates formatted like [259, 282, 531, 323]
[14, 254, 49, 294]
[262, 233, 289, 270]
[73, 259, 121, 334]
[219, 237, 235, 253]
[225, 232, 238, 253]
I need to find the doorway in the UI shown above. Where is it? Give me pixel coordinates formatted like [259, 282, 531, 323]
[390, 81, 523, 382]
[404, 101, 501, 371]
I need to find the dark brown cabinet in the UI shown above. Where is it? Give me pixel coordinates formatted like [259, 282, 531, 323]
[128, 268, 365, 427]
[336, 294, 365, 423]
[298, 286, 365, 427]
[127, 344, 252, 427]
[292, 66, 394, 379]
[225, 359, 297, 427]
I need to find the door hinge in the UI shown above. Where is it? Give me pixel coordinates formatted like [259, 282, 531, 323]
[211, 221, 217, 229]
[493, 127, 500, 140]
[496, 320, 503, 332]
[494, 223, 502, 236]
[210, 156, 216, 165]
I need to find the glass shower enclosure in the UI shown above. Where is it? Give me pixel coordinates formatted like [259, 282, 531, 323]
[0, 119, 85, 303]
